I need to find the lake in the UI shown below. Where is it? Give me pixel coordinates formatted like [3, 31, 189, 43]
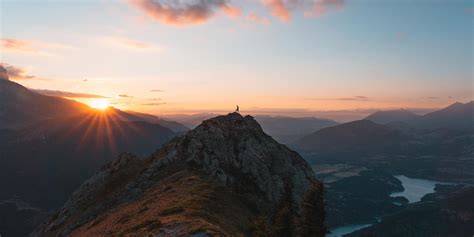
[328, 175, 456, 236]
[390, 175, 455, 203]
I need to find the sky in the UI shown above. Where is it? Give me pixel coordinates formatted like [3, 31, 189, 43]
[0, 0, 473, 118]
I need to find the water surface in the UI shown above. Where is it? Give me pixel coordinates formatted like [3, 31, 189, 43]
[390, 175, 454, 203]
[327, 224, 372, 237]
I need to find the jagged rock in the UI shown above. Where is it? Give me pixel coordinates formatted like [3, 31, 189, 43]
[34, 113, 323, 236]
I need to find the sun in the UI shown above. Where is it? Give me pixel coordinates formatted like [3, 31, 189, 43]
[89, 98, 110, 110]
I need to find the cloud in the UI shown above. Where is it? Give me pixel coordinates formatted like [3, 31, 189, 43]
[150, 89, 165, 92]
[128, 0, 241, 26]
[141, 102, 167, 106]
[0, 63, 45, 80]
[306, 96, 370, 101]
[304, 0, 345, 17]
[128, 0, 346, 26]
[261, 0, 345, 22]
[101, 36, 161, 51]
[147, 98, 162, 101]
[33, 89, 109, 98]
[119, 94, 134, 98]
[1, 38, 76, 55]
[261, 0, 292, 22]
[1, 39, 36, 53]
[246, 12, 271, 25]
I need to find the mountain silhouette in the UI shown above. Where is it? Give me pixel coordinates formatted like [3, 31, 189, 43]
[364, 109, 420, 124]
[364, 102, 474, 130]
[292, 120, 412, 155]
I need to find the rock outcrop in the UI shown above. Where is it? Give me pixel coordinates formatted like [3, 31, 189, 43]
[34, 113, 324, 236]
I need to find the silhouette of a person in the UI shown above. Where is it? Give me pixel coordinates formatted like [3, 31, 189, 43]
[236, 105, 239, 113]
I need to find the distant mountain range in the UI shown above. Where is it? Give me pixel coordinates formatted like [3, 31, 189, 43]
[364, 101, 474, 130]
[292, 102, 474, 184]
[254, 115, 338, 143]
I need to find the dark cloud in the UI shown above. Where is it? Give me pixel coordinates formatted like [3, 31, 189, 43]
[0, 65, 8, 80]
[33, 89, 109, 98]
[0, 63, 45, 80]
[119, 94, 134, 98]
[128, 0, 240, 26]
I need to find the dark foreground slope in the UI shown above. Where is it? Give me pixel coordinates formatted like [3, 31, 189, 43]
[34, 113, 325, 236]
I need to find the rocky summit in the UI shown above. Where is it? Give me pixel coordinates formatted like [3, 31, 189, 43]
[34, 113, 325, 236]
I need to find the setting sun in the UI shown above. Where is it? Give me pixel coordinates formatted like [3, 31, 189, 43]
[89, 98, 110, 110]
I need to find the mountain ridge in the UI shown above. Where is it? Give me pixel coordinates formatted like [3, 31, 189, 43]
[34, 113, 326, 236]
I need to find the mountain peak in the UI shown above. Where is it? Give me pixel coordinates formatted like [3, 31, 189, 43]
[36, 113, 322, 236]
[197, 112, 264, 135]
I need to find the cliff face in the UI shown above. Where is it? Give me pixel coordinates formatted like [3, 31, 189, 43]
[34, 113, 324, 236]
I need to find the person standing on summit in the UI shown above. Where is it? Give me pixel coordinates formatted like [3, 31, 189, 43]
[235, 105, 239, 113]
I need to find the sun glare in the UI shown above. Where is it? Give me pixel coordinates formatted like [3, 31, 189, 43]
[89, 98, 110, 110]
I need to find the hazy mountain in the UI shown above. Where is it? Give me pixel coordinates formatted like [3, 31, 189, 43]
[364, 109, 420, 124]
[0, 76, 90, 129]
[35, 113, 326, 236]
[160, 112, 219, 128]
[254, 115, 338, 143]
[292, 120, 413, 155]
[364, 102, 474, 130]
[413, 101, 474, 129]
[123, 110, 189, 133]
[0, 68, 187, 133]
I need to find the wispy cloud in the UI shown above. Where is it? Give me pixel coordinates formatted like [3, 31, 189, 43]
[150, 89, 165, 92]
[128, 0, 240, 26]
[1, 38, 76, 55]
[0, 63, 46, 80]
[141, 102, 166, 106]
[101, 36, 161, 51]
[33, 89, 109, 98]
[304, 0, 346, 17]
[119, 94, 134, 98]
[306, 96, 371, 101]
[246, 12, 271, 25]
